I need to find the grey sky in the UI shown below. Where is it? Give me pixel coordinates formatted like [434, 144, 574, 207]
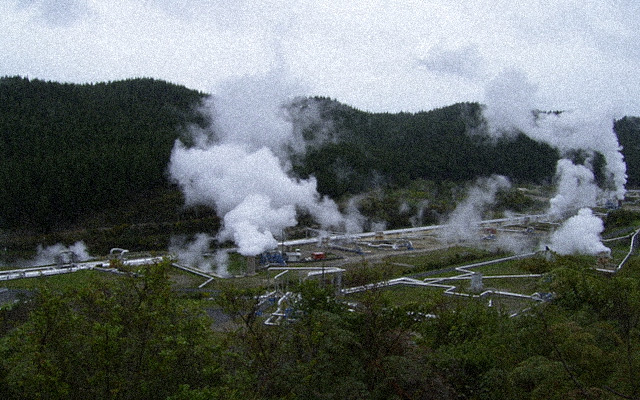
[2, 0, 639, 114]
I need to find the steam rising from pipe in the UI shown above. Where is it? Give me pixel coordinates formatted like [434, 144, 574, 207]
[409, 200, 431, 227]
[546, 208, 610, 255]
[483, 69, 625, 255]
[548, 159, 598, 217]
[483, 68, 627, 208]
[169, 233, 214, 271]
[169, 70, 346, 256]
[23, 241, 91, 267]
[441, 175, 510, 242]
[214, 249, 230, 277]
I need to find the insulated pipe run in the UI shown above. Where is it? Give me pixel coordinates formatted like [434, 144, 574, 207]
[264, 292, 294, 326]
[341, 251, 539, 300]
[0, 256, 165, 282]
[596, 227, 640, 273]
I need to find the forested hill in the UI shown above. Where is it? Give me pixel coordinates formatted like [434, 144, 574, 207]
[290, 98, 560, 198]
[1, 77, 639, 233]
[0, 76, 207, 231]
[615, 116, 640, 187]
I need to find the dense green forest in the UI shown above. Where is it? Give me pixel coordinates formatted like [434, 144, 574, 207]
[1, 77, 639, 237]
[0, 76, 208, 232]
[291, 99, 560, 198]
[615, 116, 640, 187]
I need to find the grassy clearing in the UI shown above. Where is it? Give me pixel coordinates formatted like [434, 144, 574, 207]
[344, 283, 538, 315]
[486, 296, 537, 315]
[467, 275, 540, 294]
[1, 269, 121, 291]
[616, 254, 640, 278]
[384, 246, 505, 271]
[345, 285, 443, 307]
[472, 260, 533, 275]
[168, 268, 208, 289]
[203, 272, 271, 292]
[338, 246, 509, 287]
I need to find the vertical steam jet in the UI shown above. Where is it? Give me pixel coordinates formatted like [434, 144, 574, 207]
[168, 70, 345, 256]
[483, 68, 625, 254]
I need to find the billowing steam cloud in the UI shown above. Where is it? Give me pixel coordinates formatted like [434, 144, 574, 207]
[483, 69, 623, 255]
[483, 68, 627, 211]
[170, 234, 232, 276]
[441, 175, 510, 242]
[169, 233, 214, 271]
[206, 68, 305, 155]
[214, 249, 230, 278]
[27, 241, 90, 267]
[548, 159, 598, 217]
[409, 200, 431, 227]
[169, 70, 346, 256]
[547, 208, 610, 255]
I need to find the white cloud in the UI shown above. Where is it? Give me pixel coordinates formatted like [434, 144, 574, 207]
[417, 44, 484, 79]
[0, 0, 639, 114]
[14, 0, 92, 26]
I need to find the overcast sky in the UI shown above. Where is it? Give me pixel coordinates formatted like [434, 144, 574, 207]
[2, 0, 639, 114]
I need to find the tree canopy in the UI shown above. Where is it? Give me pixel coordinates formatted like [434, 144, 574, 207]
[0, 76, 207, 231]
[291, 99, 561, 199]
[3, 255, 640, 399]
[1, 78, 638, 235]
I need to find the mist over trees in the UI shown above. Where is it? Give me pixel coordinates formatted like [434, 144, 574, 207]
[0, 77, 638, 234]
[290, 98, 560, 198]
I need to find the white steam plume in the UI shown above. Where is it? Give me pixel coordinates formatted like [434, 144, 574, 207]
[548, 159, 598, 217]
[169, 233, 214, 271]
[441, 175, 511, 242]
[494, 234, 535, 254]
[214, 249, 230, 277]
[546, 208, 610, 255]
[169, 70, 347, 256]
[483, 68, 627, 203]
[483, 68, 625, 256]
[409, 200, 430, 227]
[343, 196, 367, 234]
[28, 241, 90, 267]
[207, 69, 305, 156]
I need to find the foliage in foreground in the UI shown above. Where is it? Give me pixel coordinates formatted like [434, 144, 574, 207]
[2, 257, 640, 399]
[0, 262, 224, 399]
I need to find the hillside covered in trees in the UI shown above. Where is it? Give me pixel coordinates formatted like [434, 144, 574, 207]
[290, 98, 560, 198]
[1, 77, 639, 235]
[615, 116, 640, 187]
[0, 76, 208, 232]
